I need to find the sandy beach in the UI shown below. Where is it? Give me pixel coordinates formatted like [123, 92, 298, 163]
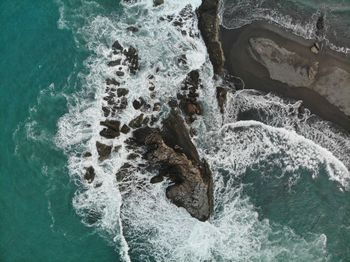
[220, 21, 350, 131]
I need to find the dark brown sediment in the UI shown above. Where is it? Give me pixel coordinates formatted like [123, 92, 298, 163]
[220, 21, 350, 131]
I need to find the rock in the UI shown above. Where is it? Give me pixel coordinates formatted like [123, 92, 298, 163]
[116, 163, 133, 183]
[153, 102, 161, 111]
[153, 0, 164, 6]
[117, 88, 129, 97]
[177, 54, 187, 65]
[126, 26, 139, 33]
[129, 114, 144, 129]
[197, 0, 225, 75]
[100, 120, 120, 131]
[112, 40, 123, 53]
[96, 141, 112, 161]
[114, 145, 122, 152]
[132, 98, 145, 110]
[168, 98, 178, 108]
[216, 86, 228, 114]
[100, 120, 120, 139]
[311, 43, 320, 54]
[107, 59, 121, 67]
[124, 46, 139, 74]
[316, 15, 324, 31]
[127, 153, 139, 160]
[102, 106, 110, 117]
[161, 110, 200, 163]
[83, 152, 92, 157]
[106, 78, 120, 86]
[116, 71, 125, 77]
[118, 97, 128, 110]
[84, 166, 95, 183]
[308, 61, 319, 80]
[150, 174, 164, 184]
[120, 124, 131, 134]
[132, 110, 213, 221]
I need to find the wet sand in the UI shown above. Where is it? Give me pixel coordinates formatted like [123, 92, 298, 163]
[220, 21, 350, 131]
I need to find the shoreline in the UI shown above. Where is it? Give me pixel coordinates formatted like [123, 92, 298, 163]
[220, 21, 350, 132]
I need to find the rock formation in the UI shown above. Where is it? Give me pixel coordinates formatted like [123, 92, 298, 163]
[197, 0, 225, 75]
[132, 110, 213, 221]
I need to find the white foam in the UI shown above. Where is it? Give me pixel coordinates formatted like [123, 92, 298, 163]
[50, 0, 349, 260]
[219, 0, 350, 55]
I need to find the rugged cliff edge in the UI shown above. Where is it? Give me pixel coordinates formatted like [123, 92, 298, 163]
[197, 0, 225, 75]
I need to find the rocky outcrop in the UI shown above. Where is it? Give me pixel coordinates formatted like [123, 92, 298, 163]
[178, 70, 203, 123]
[132, 110, 213, 221]
[197, 0, 225, 75]
[96, 141, 112, 161]
[84, 166, 95, 183]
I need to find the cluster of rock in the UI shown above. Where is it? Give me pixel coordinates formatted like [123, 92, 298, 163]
[178, 70, 203, 123]
[81, 1, 215, 221]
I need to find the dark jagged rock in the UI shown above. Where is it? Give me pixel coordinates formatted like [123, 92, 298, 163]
[116, 71, 125, 77]
[117, 88, 129, 97]
[124, 46, 139, 74]
[178, 70, 203, 122]
[126, 26, 139, 33]
[118, 97, 128, 110]
[132, 98, 145, 110]
[132, 110, 213, 221]
[100, 120, 120, 139]
[153, 0, 164, 6]
[150, 174, 164, 184]
[112, 40, 123, 54]
[106, 78, 120, 86]
[108, 59, 121, 67]
[161, 110, 200, 163]
[168, 98, 178, 108]
[153, 102, 161, 111]
[84, 166, 95, 183]
[129, 114, 144, 129]
[116, 163, 134, 183]
[197, 0, 224, 75]
[316, 15, 324, 32]
[120, 124, 131, 134]
[83, 152, 92, 157]
[177, 54, 187, 66]
[102, 106, 110, 117]
[216, 86, 228, 114]
[100, 120, 120, 131]
[96, 141, 112, 161]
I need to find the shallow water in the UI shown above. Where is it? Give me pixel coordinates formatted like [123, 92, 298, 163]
[1, 0, 350, 261]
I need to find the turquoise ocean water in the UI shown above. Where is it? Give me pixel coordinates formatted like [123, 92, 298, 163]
[1, 0, 350, 261]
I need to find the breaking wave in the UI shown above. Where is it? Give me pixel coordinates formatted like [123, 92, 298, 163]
[219, 0, 350, 54]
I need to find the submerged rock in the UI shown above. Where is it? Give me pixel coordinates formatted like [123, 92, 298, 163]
[124, 46, 139, 74]
[84, 166, 95, 183]
[112, 40, 123, 54]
